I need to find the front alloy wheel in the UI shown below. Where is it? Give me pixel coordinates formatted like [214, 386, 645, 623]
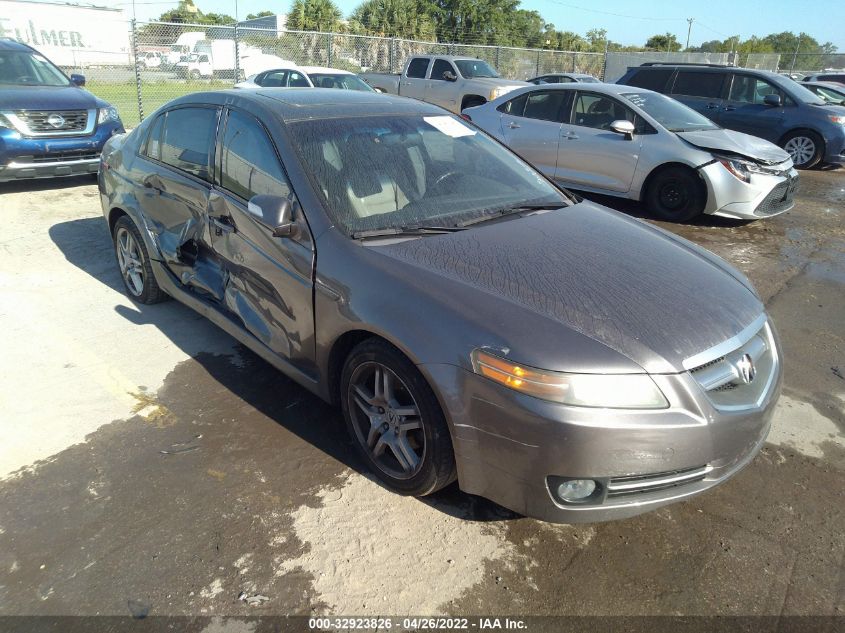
[348, 362, 425, 479]
[782, 131, 822, 169]
[340, 339, 456, 496]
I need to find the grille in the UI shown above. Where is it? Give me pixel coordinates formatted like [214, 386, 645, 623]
[754, 176, 798, 216]
[15, 110, 89, 133]
[16, 150, 100, 164]
[607, 465, 710, 498]
[689, 322, 778, 410]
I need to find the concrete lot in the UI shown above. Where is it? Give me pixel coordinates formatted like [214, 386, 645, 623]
[0, 170, 842, 618]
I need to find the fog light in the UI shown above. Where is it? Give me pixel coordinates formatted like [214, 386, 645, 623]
[557, 479, 596, 502]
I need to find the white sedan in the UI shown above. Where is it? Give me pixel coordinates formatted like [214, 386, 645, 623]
[235, 65, 375, 92]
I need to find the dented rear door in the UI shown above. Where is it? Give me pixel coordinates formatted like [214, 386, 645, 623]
[136, 105, 226, 300]
[209, 108, 316, 374]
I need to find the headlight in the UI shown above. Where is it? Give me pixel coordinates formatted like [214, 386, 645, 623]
[98, 106, 120, 124]
[0, 113, 11, 129]
[714, 154, 763, 183]
[828, 114, 845, 125]
[489, 85, 519, 101]
[471, 349, 669, 409]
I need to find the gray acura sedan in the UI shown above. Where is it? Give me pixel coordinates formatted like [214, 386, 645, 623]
[99, 90, 782, 523]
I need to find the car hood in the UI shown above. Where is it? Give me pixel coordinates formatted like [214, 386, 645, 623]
[676, 128, 790, 165]
[0, 85, 102, 111]
[376, 202, 763, 374]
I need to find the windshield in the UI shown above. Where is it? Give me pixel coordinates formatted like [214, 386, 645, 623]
[289, 114, 567, 236]
[455, 60, 499, 79]
[621, 92, 719, 132]
[0, 51, 69, 87]
[309, 73, 374, 92]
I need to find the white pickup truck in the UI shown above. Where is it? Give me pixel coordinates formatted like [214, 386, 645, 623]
[360, 55, 528, 113]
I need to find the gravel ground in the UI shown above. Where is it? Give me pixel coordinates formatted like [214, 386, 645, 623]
[0, 169, 842, 623]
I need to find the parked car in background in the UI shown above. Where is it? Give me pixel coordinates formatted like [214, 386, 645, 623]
[802, 81, 845, 105]
[360, 56, 527, 113]
[802, 72, 845, 85]
[138, 51, 163, 70]
[236, 65, 375, 92]
[617, 63, 845, 169]
[527, 72, 600, 84]
[464, 83, 798, 222]
[0, 38, 124, 182]
[175, 52, 212, 80]
[99, 88, 781, 523]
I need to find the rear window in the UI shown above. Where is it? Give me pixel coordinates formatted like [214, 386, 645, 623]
[623, 68, 673, 92]
[672, 71, 726, 98]
[406, 58, 430, 79]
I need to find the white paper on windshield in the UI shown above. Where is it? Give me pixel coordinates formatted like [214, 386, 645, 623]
[424, 116, 476, 138]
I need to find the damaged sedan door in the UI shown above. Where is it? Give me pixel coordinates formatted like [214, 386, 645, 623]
[209, 107, 316, 374]
[137, 105, 227, 300]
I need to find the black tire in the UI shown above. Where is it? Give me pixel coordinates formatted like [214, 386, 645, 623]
[112, 216, 168, 304]
[644, 166, 706, 222]
[340, 338, 456, 496]
[780, 130, 824, 169]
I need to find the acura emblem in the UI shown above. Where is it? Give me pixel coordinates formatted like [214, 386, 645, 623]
[735, 353, 756, 384]
[47, 114, 65, 129]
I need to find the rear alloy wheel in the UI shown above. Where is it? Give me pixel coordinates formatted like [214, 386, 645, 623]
[645, 166, 706, 222]
[781, 130, 823, 169]
[341, 339, 456, 496]
[113, 216, 168, 304]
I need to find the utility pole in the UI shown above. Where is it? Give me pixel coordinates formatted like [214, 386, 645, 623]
[790, 34, 802, 72]
[685, 18, 694, 50]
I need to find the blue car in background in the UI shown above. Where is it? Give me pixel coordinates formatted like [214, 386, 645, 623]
[617, 64, 845, 169]
[0, 38, 124, 183]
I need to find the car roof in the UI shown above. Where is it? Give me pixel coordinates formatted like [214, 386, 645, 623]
[506, 83, 647, 97]
[0, 38, 34, 52]
[805, 81, 845, 90]
[168, 88, 446, 122]
[631, 64, 781, 78]
[409, 55, 486, 63]
[300, 66, 354, 75]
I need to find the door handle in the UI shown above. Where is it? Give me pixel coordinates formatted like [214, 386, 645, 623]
[705, 103, 720, 110]
[562, 131, 579, 140]
[142, 174, 163, 191]
[723, 105, 736, 111]
[507, 121, 521, 129]
[210, 216, 235, 236]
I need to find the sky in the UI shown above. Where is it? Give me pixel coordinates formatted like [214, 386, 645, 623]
[127, 0, 845, 50]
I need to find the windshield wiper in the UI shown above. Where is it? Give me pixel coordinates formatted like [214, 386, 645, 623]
[351, 225, 467, 239]
[457, 203, 564, 228]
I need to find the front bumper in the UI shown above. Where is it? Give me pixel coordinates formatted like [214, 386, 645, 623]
[699, 161, 799, 220]
[0, 122, 124, 182]
[422, 322, 782, 523]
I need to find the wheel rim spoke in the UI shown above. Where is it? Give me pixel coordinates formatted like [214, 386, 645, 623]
[398, 419, 421, 432]
[391, 435, 419, 473]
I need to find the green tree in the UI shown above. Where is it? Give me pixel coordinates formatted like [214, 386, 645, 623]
[246, 11, 275, 20]
[644, 32, 681, 52]
[348, 0, 437, 40]
[287, 0, 343, 32]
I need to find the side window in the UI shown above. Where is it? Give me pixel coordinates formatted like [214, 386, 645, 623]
[143, 113, 165, 161]
[159, 107, 219, 180]
[497, 92, 528, 116]
[288, 71, 310, 87]
[572, 93, 635, 130]
[430, 59, 455, 81]
[729, 75, 782, 105]
[260, 71, 287, 87]
[522, 91, 570, 123]
[558, 76, 574, 83]
[672, 71, 725, 98]
[220, 109, 291, 202]
[624, 68, 673, 92]
[406, 57, 430, 79]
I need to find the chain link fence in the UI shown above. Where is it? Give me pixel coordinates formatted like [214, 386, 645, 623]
[50, 19, 836, 128]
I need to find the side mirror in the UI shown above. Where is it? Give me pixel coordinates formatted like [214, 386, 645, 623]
[609, 119, 636, 140]
[247, 195, 297, 238]
[443, 71, 457, 82]
[763, 94, 782, 107]
[70, 74, 86, 87]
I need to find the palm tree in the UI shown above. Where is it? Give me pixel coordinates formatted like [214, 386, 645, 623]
[287, 0, 343, 32]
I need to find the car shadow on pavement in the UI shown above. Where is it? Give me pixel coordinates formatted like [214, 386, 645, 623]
[49, 215, 515, 523]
